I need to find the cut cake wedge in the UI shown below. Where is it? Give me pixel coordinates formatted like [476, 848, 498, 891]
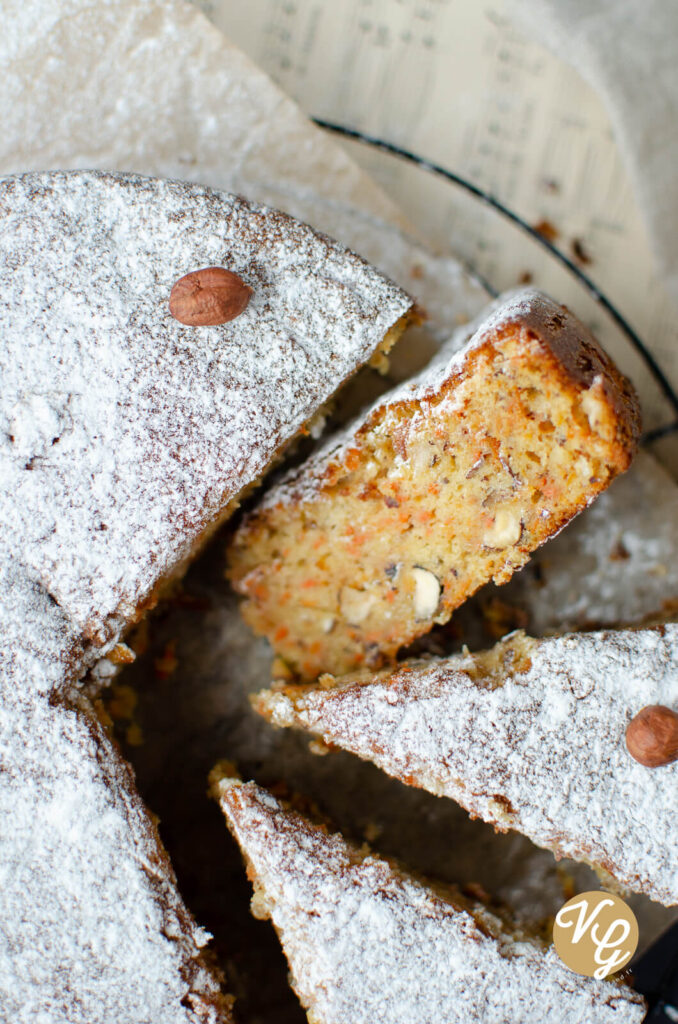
[212, 775, 646, 1024]
[255, 623, 678, 906]
[229, 289, 641, 680]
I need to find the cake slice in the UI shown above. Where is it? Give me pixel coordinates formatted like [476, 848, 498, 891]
[0, 0, 489, 341]
[228, 290, 641, 681]
[255, 623, 678, 906]
[212, 775, 646, 1024]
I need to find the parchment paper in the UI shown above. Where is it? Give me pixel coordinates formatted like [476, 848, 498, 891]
[2, 3, 676, 1020]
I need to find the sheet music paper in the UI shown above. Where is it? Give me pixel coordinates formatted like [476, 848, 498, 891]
[197, 0, 678, 424]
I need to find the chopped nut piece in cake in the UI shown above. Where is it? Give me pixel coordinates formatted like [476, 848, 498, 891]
[212, 775, 646, 1024]
[254, 623, 678, 906]
[229, 290, 641, 680]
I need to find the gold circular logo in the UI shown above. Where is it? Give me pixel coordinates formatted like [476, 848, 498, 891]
[553, 891, 638, 979]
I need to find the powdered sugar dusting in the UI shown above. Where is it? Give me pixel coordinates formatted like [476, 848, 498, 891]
[259, 624, 678, 906]
[0, 678, 227, 1022]
[216, 777, 645, 1024]
[0, 555, 229, 1022]
[250, 287, 639, 514]
[0, 170, 412, 1022]
[2, 170, 411, 646]
[0, 0, 489, 341]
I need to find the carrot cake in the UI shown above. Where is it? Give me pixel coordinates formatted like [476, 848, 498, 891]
[213, 774, 646, 1024]
[0, 169, 415, 1022]
[255, 623, 678, 906]
[228, 289, 641, 680]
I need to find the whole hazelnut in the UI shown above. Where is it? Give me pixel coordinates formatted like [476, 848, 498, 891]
[169, 267, 252, 326]
[625, 705, 678, 767]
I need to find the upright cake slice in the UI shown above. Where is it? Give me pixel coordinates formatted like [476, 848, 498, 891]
[212, 775, 645, 1024]
[255, 623, 678, 906]
[228, 290, 640, 680]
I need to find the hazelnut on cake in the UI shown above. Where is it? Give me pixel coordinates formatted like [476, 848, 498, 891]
[0, 0, 490, 343]
[0, 170, 415, 1023]
[228, 290, 641, 681]
[212, 774, 646, 1024]
[255, 623, 678, 906]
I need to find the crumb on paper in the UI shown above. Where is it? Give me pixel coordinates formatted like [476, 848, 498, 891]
[125, 722, 144, 747]
[481, 596, 529, 640]
[555, 863, 578, 901]
[609, 540, 630, 561]
[363, 821, 382, 843]
[571, 237, 593, 265]
[533, 219, 559, 243]
[107, 682, 138, 722]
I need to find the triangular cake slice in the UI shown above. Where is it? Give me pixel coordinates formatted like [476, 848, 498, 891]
[0, 0, 489, 340]
[228, 289, 641, 680]
[212, 775, 646, 1024]
[255, 623, 678, 906]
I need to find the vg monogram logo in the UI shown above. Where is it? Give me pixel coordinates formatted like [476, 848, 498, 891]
[553, 890, 639, 979]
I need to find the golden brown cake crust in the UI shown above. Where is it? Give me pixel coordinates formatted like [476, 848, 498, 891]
[485, 296, 641, 458]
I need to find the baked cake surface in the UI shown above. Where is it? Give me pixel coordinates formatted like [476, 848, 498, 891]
[0, 0, 489, 341]
[0, 170, 414, 1021]
[229, 289, 640, 680]
[213, 775, 646, 1024]
[3, 170, 414, 648]
[256, 623, 678, 907]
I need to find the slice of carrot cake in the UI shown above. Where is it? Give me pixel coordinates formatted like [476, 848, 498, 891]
[228, 289, 641, 681]
[212, 774, 646, 1024]
[255, 623, 678, 906]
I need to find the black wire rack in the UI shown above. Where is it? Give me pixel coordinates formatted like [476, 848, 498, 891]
[314, 119, 678, 447]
